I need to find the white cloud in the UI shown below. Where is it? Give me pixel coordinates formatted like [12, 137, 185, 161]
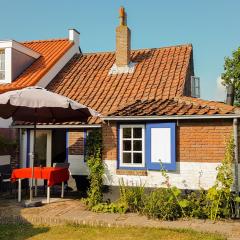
[214, 76, 226, 101]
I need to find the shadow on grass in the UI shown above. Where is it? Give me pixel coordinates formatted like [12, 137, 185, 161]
[0, 196, 49, 240]
[0, 223, 49, 240]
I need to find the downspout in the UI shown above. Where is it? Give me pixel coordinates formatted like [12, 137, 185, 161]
[233, 118, 239, 218]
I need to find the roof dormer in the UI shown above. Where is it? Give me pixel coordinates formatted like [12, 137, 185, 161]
[0, 40, 40, 84]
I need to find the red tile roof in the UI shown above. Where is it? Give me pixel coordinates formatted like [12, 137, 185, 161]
[108, 97, 239, 116]
[0, 39, 73, 94]
[47, 44, 193, 115]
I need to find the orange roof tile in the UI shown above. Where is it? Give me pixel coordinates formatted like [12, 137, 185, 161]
[47, 44, 193, 115]
[108, 97, 239, 116]
[0, 39, 73, 93]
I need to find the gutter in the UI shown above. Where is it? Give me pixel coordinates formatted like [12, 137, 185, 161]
[233, 118, 240, 218]
[11, 124, 101, 129]
[103, 114, 240, 121]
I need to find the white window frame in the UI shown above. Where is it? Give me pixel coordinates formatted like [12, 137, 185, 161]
[119, 124, 145, 168]
[0, 49, 5, 81]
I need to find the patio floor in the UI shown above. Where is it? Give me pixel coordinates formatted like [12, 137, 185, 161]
[0, 198, 240, 240]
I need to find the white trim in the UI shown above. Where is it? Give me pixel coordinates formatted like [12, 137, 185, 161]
[37, 43, 80, 88]
[109, 62, 136, 75]
[68, 29, 80, 46]
[0, 47, 11, 84]
[12, 124, 101, 129]
[119, 124, 145, 168]
[103, 114, 240, 121]
[0, 40, 40, 58]
[0, 49, 5, 81]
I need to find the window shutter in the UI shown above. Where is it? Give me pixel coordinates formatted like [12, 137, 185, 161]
[146, 123, 176, 171]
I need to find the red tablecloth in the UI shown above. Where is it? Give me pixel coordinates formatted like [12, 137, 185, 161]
[11, 167, 69, 186]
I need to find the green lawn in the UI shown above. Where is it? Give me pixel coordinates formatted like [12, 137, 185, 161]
[0, 224, 226, 240]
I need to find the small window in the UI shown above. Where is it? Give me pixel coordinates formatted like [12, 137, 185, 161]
[191, 76, 200, 98]
[0, 49, 5, 80]
[119, 125, 145, 168]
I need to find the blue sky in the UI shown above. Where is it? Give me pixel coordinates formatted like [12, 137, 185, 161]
[0, 0, 239, 101]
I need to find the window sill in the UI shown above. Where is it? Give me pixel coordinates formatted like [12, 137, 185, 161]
[116, 169, 148, 176]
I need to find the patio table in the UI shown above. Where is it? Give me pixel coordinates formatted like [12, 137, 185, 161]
[11, 167, 69, 203]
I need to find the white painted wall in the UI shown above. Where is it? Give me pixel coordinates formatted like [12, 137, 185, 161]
[0, 118, 12, 128]
[0, 40, 39, 84]
[12, 48, 35, 80]
[68, 155, 89, 175]
[0, 155, 11, 165]
[102, 160, 239, 190]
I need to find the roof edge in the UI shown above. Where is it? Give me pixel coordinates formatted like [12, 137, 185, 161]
[102, 114, 240, 121]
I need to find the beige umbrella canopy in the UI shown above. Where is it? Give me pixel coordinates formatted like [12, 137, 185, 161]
[0, 86, 100, 203]
[0, 86, 99, 122]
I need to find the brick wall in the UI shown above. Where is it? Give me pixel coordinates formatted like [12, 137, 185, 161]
[102, 123, 117, 160]
[116, 22, 131, 67]
[68, 130, 84, 155]
[177, 119, 232, 163]
[102, 119, 234, 163]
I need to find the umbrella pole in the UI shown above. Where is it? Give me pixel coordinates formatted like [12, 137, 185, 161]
[30, 122, 36, 201]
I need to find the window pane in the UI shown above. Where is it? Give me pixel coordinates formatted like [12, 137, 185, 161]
[0, 50, 5, 70]
[123, 128, 131, 138]
[0, 50, 5, 80]
[123, 140, 131, 151]
[133, 128, 142, 138]
[123, 152, 131, 163]
[133, 140, 142, 151]
[133, 153, 142, 164]
[0, 72, 4, 80]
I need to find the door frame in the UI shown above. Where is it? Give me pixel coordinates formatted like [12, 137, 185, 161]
[29, 129, 52, 167]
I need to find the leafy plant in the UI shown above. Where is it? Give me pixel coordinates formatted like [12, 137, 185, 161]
[221, 47, 240, 105]
[205, 136, 235, 220]
[91, 202, 128, 214]
[143, 188, 182, 220]
[85, 129, 104, 208]
[158, 161, 188, 218]
[183, 190, 208, 219]
[0, 134, 16, 153]
[119, 179, 145, 213]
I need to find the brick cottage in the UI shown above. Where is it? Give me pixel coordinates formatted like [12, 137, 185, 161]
[0, 7, 239, 192]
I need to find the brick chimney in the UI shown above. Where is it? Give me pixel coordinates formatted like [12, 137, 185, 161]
[226, 84, 235, 105]
[116, 7, 131, 67]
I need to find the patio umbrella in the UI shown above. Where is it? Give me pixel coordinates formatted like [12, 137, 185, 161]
[0, 86, 100, 203]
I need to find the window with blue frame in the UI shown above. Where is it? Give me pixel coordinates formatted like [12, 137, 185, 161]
[118, 123, 176, 171]
[119, 125, 145, 168]
[146, 122, 176, 171]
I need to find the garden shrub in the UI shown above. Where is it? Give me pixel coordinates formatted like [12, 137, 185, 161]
[204, 135, 236, 220]
[143, 188, 182, 220]
[119, 179, 145, 213]
[183, 190, 208, 219]
[85, 129, 104, 208]
[0, 134, 16, 154]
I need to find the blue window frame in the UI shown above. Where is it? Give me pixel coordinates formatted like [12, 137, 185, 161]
[26, 129, 30, 167]
[146, 123, 176, 171]
[65, 129, 69, 163]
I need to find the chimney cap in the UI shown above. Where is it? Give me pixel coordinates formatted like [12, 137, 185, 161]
[119, 6, 127, 26]
[68, 28, 80, 35]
